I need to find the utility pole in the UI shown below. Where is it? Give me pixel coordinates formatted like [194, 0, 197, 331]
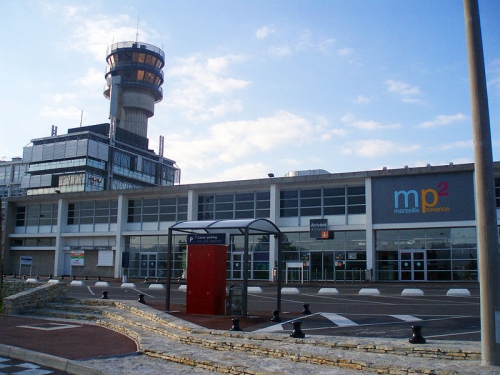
[464, 0, 500, 366]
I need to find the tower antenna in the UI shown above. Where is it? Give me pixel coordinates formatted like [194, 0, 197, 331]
[136, 16, 139, 42]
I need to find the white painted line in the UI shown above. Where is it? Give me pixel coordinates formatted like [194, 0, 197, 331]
[281, 287, 300, 294]
[121, 282, 137, 288]
[134, 288, 155, 298]
[70, 280, 85, 286]
[87, 286, 95, 295]
[178, 285, 187, 292]
[149, 284, 166, 290]
[255, 324, 285, 333]
[401, 288, 424, 296]
[25, 278, 39, 283]
[390, 314, 422, 322]
[318, 288, 339, 295]
[358, 288, 380, 296]
[248, 286, 263, 293]
[320, 313, 358, 327]
[47, 279, 60, 284]
[95, 281, 110, 287]
[447, 288, 471, 296]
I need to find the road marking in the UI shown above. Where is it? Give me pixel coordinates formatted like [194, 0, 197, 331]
[87, 286, 95, 295]
[321, 313, 358, 327]
[390, 314, 422, 322]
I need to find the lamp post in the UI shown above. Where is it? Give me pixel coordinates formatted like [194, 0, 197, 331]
[464, 0, 500, 366]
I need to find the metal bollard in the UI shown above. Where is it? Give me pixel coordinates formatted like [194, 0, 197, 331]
[230, 318, 242, 331]
[409, 324, 426, 344]
[84, 276, 88, 280]
[101, 291, 109, 299]
[138, 293, 146, 304]
[271, 309, 282, 322]
[302, 303, 312, 315]
[290, 321, 305, 338]
[97, 276, 102, 281]
[72, 275, 76, 280]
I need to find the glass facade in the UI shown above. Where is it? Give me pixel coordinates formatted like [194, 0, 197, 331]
[375, 228, 478, 281]
[15, 204, 58, 227]
[280, 185, 366, 217]
[281, 231, 367, 282]
[198, 192, 270, 220]
[67, 200, 118, 225]
[128, 197, 188, 223]
[124, 235, 185, 279]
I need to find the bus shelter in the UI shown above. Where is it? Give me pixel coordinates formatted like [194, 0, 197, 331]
[166, 219, 282, 317]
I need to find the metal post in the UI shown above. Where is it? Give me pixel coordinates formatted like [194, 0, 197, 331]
[277, 233, 282, 314]
[242, 227, 249, 317]
[165, 228, 173, 312]
[464, 0, 500, 366]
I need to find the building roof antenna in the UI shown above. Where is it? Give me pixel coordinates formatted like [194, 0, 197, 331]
[136, 15, 139, 43]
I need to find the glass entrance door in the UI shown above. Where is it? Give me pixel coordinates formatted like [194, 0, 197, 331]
[139, 253, 157, 277]
[229, 252, 243, 279]
[400, 251, 426, 281]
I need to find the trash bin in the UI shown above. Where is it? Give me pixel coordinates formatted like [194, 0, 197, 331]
[227, 284, 243, 315]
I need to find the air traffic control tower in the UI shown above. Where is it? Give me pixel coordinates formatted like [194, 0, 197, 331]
[103, 41, 165, 139]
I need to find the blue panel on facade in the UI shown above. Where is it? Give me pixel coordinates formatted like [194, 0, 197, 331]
[372, 172, 475, 224]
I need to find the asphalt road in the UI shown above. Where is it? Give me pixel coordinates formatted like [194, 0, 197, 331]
[65, 280, 480, 341]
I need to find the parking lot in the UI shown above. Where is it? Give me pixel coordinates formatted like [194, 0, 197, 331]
[66, 280, 480, 341]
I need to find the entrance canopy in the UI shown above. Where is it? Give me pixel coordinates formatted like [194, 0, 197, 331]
[165, 219, 282, 316]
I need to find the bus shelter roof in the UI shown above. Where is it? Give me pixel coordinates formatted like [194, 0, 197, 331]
[169, 218, 281, 236]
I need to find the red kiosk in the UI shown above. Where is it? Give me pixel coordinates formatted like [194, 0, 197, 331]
[185, 234, 227, 315]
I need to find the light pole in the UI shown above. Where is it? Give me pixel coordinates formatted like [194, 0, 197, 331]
[464, 0, 500, 366]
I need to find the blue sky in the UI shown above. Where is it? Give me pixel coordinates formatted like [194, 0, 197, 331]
[1, 1, 499, 184]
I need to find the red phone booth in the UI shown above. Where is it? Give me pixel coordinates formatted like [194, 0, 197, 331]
[186, 240, 227, 315]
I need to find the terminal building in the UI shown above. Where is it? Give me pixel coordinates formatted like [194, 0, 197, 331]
[4, 161, 499, 283]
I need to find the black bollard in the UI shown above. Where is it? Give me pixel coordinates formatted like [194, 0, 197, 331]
[101, 291, 109, 299]
[12, 274, 17, 279]
[49, 274, 53, 279]
[143, 277, 149, 283]
[97, 276, 102, 281]
[290, 321, 305, 338]
[271, 309, 282, 322]
[302, 303, 312, 315]
[84, 276, 88, 280]
[72, 275, 76, 280]
[409, 324, 426, 344]
[138, 293, 146, 304]
[60, 275, 64, 280]
[22, 275, 26, 280]
[230, 318, 243, 331]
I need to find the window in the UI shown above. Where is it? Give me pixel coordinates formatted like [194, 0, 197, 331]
[300, 189, 321, 217]
[198, 192, 270, 220]
[347, 186, 366, 214]
[280, 190, 298, 217]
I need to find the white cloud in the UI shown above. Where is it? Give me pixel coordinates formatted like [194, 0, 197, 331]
[40, 106, 82, 120]
[337, 48, 353, 56]
[256, 25, 276, 39]
[268, 45, 292, 56]
[341, 139, 420, 157]
[52, 93, 78, 103]
[438, 140, 472, 151]
[165, 54, 250, 121]
[75, 67, 104, 88]
[165, 110, 315, 170]
[417, 113, 468, 128]
[341, 113, 400, 130]
[385, 79, 422, 103]
[355, 95, 372, 104]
